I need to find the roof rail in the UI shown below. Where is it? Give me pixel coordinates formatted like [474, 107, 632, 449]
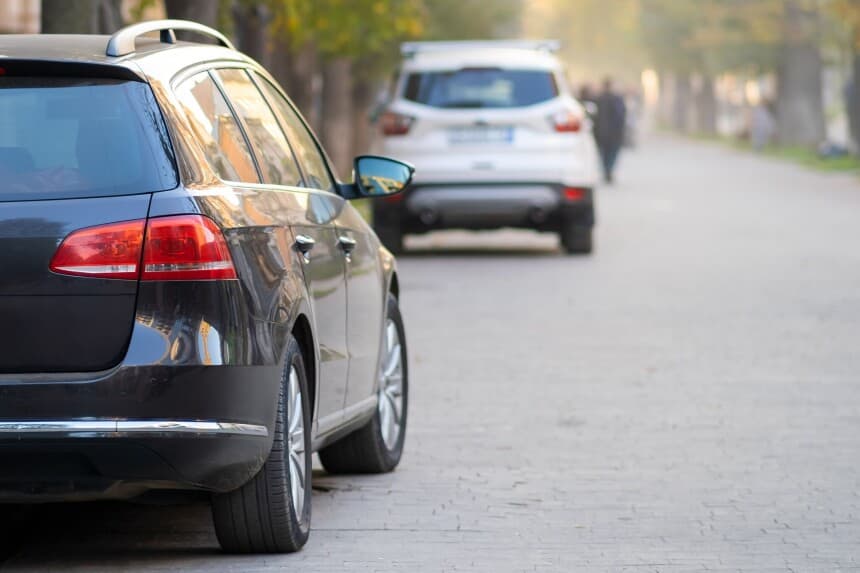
[106, 19, 234, 57]
[401, 40, 561, 57]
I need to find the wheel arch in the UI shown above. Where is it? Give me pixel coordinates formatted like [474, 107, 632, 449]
[291, 313, 316, 420]
[389, 271, 400, 300]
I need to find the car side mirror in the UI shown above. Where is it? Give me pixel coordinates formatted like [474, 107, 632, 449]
[342, 155, 415, 200]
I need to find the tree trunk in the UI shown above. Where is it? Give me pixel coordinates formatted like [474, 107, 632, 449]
[232, 2, 271, 67]
[775, 0, 826, 147]
[164, 0, 219, 37]
[850, 41, 860, 153]
[695, 75, 717, 135]
[673, 73, 692, 133]
[351, 65, 377, 157]
[41, 0, 98, 33]
[271, 39, 318, 124]
[321, 57, 354, 180]
[95, 0, 122, 33]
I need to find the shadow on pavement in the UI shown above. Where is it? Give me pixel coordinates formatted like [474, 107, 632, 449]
[0, 478, 346, 569]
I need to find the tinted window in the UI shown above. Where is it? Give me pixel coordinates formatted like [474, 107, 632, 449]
[174, 72, 259, 183]
[403, 69, 558, 108]
[0, 77, 177, 201]
[215, 69, 303, 187]
[253, 74, 336, 192]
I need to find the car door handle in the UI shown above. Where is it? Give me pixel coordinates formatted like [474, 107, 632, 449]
[295, 234, 315, 257]
[338, 235, 357, 254]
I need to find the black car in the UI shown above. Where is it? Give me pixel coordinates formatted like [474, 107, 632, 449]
[0, 20, 412, 554]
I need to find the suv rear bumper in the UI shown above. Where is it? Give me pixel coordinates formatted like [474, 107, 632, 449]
[374, 182, 594, 233]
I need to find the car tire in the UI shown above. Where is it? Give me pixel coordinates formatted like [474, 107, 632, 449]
[560, 225, 593, 255]
[211, 336, 312, 554]
[375, 224, 404, 255]
[319, 293, 408, 474]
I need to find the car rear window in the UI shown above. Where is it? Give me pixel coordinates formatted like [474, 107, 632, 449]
[0, 77, 177, 201]
[402, 68, 558, 109]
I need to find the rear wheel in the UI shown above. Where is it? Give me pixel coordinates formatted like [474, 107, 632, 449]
[375, 224, 404, 255]
[319, 294, 408, 474]
[560, 224, 593, 255]
[211, 336, 312, 554]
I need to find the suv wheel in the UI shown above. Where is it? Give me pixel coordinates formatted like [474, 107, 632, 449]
[560, 224, 593, 255]
[211, 336, 312, 553]
[375, 224, 404, 255]
[319, 293, 408, 474]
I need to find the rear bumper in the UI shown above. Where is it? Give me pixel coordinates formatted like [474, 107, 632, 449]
[0, 264, 290, 502]
[0, 367, 280, 500]
[0, 421, 270, 501]
[374, 182, 594, 232]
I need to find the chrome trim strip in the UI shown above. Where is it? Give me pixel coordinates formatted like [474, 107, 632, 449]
[0, 420, 268, 438]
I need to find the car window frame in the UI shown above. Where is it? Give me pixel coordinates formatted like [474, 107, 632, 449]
[248, 70, 340, 195]
[171, 63, 264, 186]
[208, 66, 307, 189]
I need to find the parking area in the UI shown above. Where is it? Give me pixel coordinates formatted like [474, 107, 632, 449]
[2, 135, 860, 571]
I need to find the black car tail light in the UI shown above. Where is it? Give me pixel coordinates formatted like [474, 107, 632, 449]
[50, 215, 237, 281]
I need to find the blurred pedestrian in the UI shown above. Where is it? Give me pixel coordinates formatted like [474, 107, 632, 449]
[750, 99, 776, 151]
[594, 77, 627, 184]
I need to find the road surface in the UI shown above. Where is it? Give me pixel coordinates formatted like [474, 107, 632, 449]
[2, 136, 859, 571]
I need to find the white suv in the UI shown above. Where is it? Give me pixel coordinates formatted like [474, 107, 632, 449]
[374, 40, 599, 254]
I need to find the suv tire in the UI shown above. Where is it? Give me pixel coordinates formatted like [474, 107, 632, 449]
[375, 224, 404, 255]
[560, 224, 593, 255]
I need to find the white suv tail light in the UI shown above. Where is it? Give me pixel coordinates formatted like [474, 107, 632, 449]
[380, 111, 415, 136]
[549, 109, 583, 133]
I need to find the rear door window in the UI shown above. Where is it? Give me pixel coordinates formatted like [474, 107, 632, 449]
[174, 71, 259, 184]
[214, 68, 304, 188]
[0, 77, 177, 201]
[403, 69, 558, 109]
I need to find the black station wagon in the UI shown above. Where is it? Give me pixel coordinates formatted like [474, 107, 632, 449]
[0, 20, 413, 554]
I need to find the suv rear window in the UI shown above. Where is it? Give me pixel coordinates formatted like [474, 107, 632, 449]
[403, 69, 558, 109]
[0, 78, 177, 201]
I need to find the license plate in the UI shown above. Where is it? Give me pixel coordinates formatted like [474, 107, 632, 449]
[448, 126, 514, 145]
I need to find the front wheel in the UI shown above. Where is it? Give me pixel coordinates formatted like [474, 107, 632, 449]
[319, 293, 408, 474]
[211, 336, 312, 554]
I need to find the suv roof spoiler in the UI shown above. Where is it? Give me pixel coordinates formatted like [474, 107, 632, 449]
[400, 40, 560, 57]
[106, 19, 234, 57]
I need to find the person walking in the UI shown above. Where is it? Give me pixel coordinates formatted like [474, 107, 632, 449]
[593, 77, 627, 184]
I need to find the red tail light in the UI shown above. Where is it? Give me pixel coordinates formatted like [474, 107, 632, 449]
[50, 215, 237, 281]
[380, 111, 414, 136]
[142, 215, 237, 280]
[551, 110, 582, 133]
[563, 187, 587, 201]
[50, 220, 145, 280]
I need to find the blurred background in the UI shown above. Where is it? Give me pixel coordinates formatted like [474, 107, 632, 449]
[3, 0, 858, 178]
